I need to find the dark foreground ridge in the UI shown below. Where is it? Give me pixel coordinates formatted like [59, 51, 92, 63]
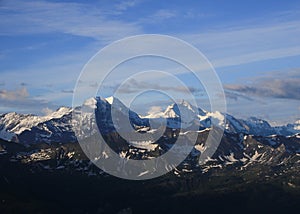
[0, 129, 300, 213]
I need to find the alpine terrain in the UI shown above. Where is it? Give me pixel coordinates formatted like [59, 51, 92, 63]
[0, 97, 300, 213]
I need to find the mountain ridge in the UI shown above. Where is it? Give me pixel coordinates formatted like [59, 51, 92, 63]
[0, 96, 299, 144]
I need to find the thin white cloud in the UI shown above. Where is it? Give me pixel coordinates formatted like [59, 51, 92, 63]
[115, 0, 140, 12]
[0, 0, 141, 42]
[152, 9, 177, 19]
[147, 106, 163, 115]
[0, 87, 29, 101]
[139, 9, 177, 24]
[41, 107, 54, 116]
[183, 10, 213, 19]
[0, 87, 58, 114]
[115, 78, 202, 94]
[226, 96, 300, 126]
[224, 69, 300, 100]
[182, 19, 300, 68]
[214, 46, 300, 68]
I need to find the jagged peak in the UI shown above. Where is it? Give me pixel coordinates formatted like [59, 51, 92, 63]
[56, 106, 71, 111]
[179, 99, 194, 110]
[3, 112, 19, 117]
[47, 106, 72, 119]
[163, 100, 206, 118]
[104, 96, 129, 113]
[104, 96, 125, 106]
[247, 116, 269, 123]
[105, 96, 114, 104]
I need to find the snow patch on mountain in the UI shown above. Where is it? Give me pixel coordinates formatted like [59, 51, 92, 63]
[105, 96, 114, 105]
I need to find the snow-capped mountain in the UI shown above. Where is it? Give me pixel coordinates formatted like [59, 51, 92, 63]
[274, 119, 300, 136]
[143, 101, 249, 132]
[238, 117, 275, 136]
[0, 97, 149, 144]
[145, 102, 300, 137]
[0, 107, 74, 143]
[0, 97, 299, 145]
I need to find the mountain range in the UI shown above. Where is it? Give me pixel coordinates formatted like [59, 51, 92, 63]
[0, 96, 299, 177]
[0, 96, 299, 145]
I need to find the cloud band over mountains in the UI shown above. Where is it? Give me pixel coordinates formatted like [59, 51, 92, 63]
[225, 70, 300, 100]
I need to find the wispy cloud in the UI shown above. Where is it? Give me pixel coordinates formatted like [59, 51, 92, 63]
[224, 90, 254, 101]
[214, 46, 300, 68]
[152, 9, 177, 20]
[0, 0, 141, 42]
[0, 87, 57, 114]
[139, 9, 177, 24]
[115, 0, 140, 12]
[41, 107, 54, 116]
[61, 89, 74, 94]
[224, 69, 300, 100]
[113, 79, 202, 94]
[223, 68, 300, 124]
[0, 87, 29, 101]
[183, 10, 213, 19]
[147, 106, 163, 115]
[183, 18, 300, 67]
[226, 95, 300, 126]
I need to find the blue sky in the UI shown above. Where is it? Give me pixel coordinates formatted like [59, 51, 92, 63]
[0, 0, 300, 125]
